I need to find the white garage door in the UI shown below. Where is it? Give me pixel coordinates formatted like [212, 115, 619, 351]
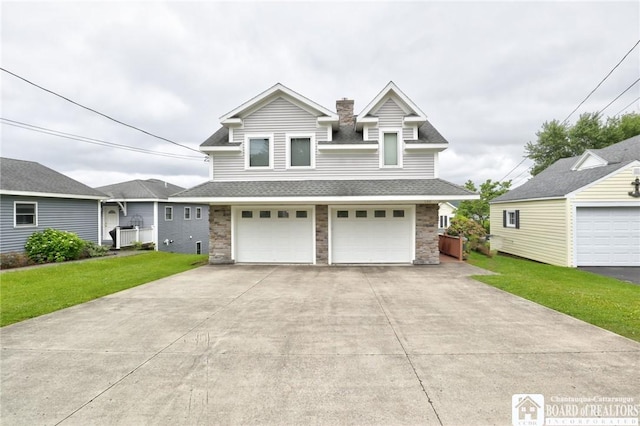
[331, 207, 414, 264]
[235, 207, 314, 263]
[576, 207, 640, 266]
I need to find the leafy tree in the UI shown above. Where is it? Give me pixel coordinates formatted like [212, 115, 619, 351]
[455, 179, 511, 232]
[526, 112, 640, 176]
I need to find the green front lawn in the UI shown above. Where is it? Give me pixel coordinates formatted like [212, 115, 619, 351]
[0, 252, 207, 327]
[467, 252, 640, 342]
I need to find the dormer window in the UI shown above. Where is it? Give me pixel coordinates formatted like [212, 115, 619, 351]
[245, 135, 273, 169]
[380, 130, 402, 168]
[287, 134, 315, 168]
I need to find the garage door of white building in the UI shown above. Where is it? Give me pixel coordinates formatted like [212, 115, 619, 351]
[575, 206, 640, 266]
[234, 207, 314, 263]
[330, 206, 414, 264]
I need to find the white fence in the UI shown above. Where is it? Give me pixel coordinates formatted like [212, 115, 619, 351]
[115, 226, 154, 249]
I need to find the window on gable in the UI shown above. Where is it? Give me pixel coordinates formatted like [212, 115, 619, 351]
[184, 207, 191, 220]
[381, 132, 401, 167]
[248, 137, 270, 167]
[15, 202, 37, 227]
[290, 137, 312, 167]
[503, 210, 520, 229]
[165, 206, 173, 221]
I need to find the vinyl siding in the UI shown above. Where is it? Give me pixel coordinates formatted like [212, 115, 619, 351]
[157, 203, 210, 254]
[117, 202, 155, 228]
[572, 164, 640, 202]
[213, 97, 436, 181]
[376, 98, 405, 127]
[489, 199, 569, 266]
[1, 195, 99, 253]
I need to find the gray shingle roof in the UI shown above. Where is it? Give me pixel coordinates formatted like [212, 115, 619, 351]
[493, 135, 640, 203]
[0, 157, 106, 198]
[173, 178, 474, 199]
[200, 119, 449, 148]
[96, 179, 185, 200]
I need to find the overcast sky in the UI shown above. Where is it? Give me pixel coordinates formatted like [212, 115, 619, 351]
[2, 1, 639, 190]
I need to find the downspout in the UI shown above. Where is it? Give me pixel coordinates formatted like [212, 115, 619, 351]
[153, 201, 159, 251]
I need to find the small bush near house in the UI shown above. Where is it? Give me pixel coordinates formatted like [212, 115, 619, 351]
[25, 229, 85, 263]
[445, 216, 487, 258]
[0, 252, 35, 270]
[80, 241, 110, 259]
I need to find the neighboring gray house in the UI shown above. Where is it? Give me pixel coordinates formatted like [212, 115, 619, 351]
[96, 179, 209, 254]
[0, 157, 106, 254]
[172, 82, 477, 264]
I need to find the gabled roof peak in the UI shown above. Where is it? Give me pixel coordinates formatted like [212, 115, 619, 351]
[356, 81, 427, 130]
[571, 150, 608, 171]
[219, 83, 338, 125]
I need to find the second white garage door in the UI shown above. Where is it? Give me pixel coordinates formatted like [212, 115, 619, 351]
[331, 206, 414, 264]
[575, 206, 640, 266]
[235, 207, 314, 263]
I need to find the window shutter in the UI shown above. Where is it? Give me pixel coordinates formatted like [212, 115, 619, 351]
[515, 210, 520, 229]
[503, 210, 507, 228]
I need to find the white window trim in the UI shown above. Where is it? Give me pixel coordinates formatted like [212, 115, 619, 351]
[195, 207, 202, 219]
[165, 206, 173, 221]
[244, 133, 274, 170]
[379, 128, 403, 168]
[14, 201, 38, 228]
[286, 133, 316, 169]
[506, 210, 517, 228]
[184, 207, 191, 220]
[195, 241, 202, 255]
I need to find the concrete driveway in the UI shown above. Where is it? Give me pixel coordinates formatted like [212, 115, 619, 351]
[2, 264, 639, 425]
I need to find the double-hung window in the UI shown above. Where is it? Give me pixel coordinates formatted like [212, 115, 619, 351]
[15, 202, 37, 227]
[380, 130, 402, 168]
[504, 210, 520, 229]
[287, 134, 314, 168]
[246, 135, 273, 169]
[165, 206, 173, 221]
[184, 207, 191, 220]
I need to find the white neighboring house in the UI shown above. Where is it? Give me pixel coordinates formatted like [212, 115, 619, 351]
[172, 82, 477, 265]
[490, 136, 640, 267]
[438, 202, 457, 233]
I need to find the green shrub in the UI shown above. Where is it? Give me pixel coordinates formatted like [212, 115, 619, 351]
[81, 241, 110, 258]
[25, 229, 85, 263]
[446, 216, 487, 258]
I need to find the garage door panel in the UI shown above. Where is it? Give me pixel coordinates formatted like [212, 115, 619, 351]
[331, 207, 413, 264]
[235, 208, 313, 263]
[576, 207, 640, 266]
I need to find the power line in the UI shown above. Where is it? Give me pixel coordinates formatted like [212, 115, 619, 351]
[1, 118, 204, 161]
[597, 77, 640, 115]
[613, 96, 640, 117]
[511, 165, 533, 186]
[561, 39, 640, 124]
[0, 67, 202, 154]
[499, 156, 529, 182]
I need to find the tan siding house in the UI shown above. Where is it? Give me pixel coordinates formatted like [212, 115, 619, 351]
[491, 136, 640, 267]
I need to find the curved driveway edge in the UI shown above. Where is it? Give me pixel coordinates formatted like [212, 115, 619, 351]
[2, 263, 639, 425]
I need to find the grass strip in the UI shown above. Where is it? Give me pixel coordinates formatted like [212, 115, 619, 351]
[467, 252, 640, 342]
[1, 252, 207, 327]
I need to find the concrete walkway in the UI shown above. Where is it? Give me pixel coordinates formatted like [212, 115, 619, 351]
[1, 264, 639, 425]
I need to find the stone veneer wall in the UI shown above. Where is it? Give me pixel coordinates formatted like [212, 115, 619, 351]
[315, 205, 328, 264]
[209, 205, 233, 264]
[414, 204, 439, 265]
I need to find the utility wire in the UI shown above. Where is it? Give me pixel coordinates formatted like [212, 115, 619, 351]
[1, 118, 204, 161]
[597, 77, 640, 115]
[510, 165, 533, 186]
[499, 156, 528, 182]
[613, 96, 640, 116]
[0, 67, 202, 154]
[561, 39, 640, 124]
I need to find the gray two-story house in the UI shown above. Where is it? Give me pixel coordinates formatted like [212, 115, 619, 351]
[97, 179, 209, 255]
[173, 82, 476, 264]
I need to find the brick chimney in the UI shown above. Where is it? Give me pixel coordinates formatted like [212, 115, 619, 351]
[336, 98, 355, 127]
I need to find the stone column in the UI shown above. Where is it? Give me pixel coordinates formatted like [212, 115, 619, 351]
[315, 205, 328, 264]
[414, 204, 440, 265]
[209, 205, 234, 264]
